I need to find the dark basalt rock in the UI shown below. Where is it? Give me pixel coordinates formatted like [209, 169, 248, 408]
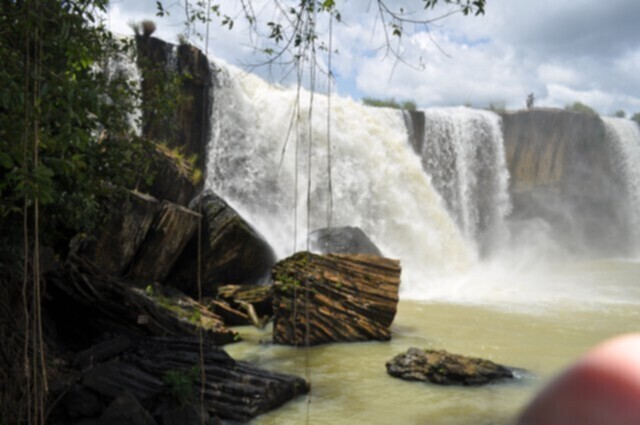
[47, 257, 239, 346]
[72, 191, 162, 277]
[216, 284, 274, 323]
[136, 36, 212, 174]
[167, 191, 276, 296]
[127, 337, 310, 422]
[82, 361, 164, 401]
[310, 226, 382, 256]
[129, 201, 201, 283]
[98, 392, 157, 425]
[386, 347, 514, 386]
[53, 336, 309, 424]
[500, 108, 630, 255]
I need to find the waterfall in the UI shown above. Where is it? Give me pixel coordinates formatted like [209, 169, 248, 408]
[603, 117, 640, 254]
[206, 62, 475, 292]
[406, 107, 511, 253]
[104, 43, 142, 136]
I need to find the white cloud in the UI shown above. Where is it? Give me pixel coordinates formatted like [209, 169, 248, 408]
[109, 0, 640, 114]
[537, 64, 582, 87]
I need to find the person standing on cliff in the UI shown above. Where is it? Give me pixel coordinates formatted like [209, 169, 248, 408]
[526, 93, 535, 109]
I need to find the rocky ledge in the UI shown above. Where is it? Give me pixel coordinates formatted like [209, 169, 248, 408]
[386, 347, 515, 386]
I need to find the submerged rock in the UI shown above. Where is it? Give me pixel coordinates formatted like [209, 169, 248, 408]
[386, 347, 514, 386]
[272, 252, 401, 345]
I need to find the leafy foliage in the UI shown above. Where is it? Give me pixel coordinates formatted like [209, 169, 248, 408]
[362, 97, 417, 111]
[0, 1, 168, 254]
[565, 101, 599, 117]
[632, 112, 640, 125]
[163, 366, 201, 405]
[156, 1, 486, 71]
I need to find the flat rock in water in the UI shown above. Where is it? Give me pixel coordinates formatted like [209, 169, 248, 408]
[386, 347, 514, 386]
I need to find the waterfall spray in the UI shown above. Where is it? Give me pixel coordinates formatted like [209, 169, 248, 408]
[206, 62, 474, 293]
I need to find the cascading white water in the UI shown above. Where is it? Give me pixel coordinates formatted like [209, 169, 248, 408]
[603, 117, 640, 254]
[206, 62, 475, 292]
[411, 107, 511, 253]
[104, 40, 143, 136]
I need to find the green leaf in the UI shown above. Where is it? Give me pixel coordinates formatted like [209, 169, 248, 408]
[0, 152, 13, 169]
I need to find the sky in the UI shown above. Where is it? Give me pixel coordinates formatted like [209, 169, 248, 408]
[107, 0, 640, 116]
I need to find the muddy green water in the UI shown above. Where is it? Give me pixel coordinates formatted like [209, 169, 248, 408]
[225, 259, 640, 425]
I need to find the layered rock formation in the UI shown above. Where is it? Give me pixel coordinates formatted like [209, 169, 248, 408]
[272, 252, 401, 345]
[49, 337, 309, 424]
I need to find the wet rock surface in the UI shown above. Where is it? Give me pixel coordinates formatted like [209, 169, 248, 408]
[386, 347, 515, 386]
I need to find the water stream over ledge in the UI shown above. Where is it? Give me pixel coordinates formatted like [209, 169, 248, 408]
[226, 259, 640, 425]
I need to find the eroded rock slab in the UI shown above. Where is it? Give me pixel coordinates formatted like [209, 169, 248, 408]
[386, 347, 514, 386]
[168, 191, 276, 296]
[128, 337, 310, 422]
[272, 252, 401, 345]
[129, 201, 200, 283]
[48, 257, 238, 345]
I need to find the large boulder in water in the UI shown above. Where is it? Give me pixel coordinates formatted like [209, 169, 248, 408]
[272, 252, 401, 345]
[310, 226, 383, 256]
[167, 191, 277, 296]
[386, 347, 514, 386]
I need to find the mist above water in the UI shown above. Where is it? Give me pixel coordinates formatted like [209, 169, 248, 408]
[205, 61, 640, 306]
[207, 62, 474, 292]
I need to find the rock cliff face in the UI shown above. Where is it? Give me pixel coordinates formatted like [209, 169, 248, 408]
[501, 109, 630, 254]
[136, 35, 213, 205]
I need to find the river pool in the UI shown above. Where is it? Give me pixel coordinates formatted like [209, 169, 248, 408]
[226, 259, 640, 425]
